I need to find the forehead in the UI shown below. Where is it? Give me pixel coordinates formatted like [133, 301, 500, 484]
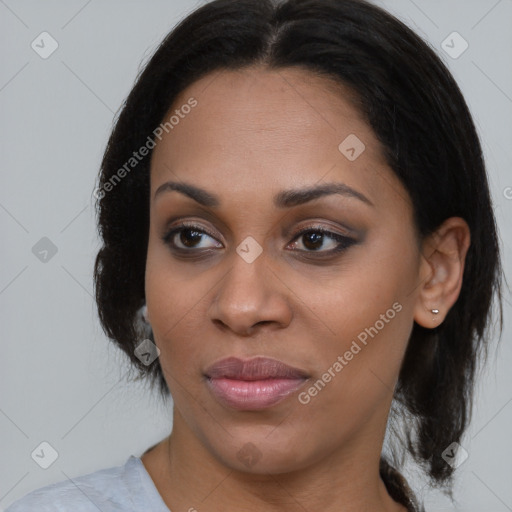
[149, 66, 404, 209]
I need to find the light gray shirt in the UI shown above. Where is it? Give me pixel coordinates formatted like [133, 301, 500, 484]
[5, 456, 171, 511]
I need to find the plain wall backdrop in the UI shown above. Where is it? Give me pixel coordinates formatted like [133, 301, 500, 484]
[1, 0, 511, 510]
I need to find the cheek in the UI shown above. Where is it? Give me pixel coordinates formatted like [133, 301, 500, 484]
[301, 230, 418, 387]
[145, 237, 203, 364]
[306, 243, 416, 346]
[293, 292, 412, 442]
[145, 223, 209, 322]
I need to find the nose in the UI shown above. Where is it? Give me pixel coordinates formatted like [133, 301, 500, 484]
[208, 246, 293, 337]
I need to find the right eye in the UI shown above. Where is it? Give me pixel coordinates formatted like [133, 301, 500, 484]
[162, 222, 223, 251]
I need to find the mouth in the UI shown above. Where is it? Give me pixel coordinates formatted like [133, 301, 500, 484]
[204, 356, 309, 410]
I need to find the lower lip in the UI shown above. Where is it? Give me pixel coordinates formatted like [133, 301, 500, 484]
[206, 377, 306, 410]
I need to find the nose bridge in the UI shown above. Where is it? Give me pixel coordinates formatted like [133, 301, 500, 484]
[221, 243, 269, 310]
[209, 241, 291, 334]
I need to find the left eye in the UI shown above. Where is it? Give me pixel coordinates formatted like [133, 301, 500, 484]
[287, 228, 355, 253]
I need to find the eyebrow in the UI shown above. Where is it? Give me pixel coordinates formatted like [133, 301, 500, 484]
[153, 180, 374, 208]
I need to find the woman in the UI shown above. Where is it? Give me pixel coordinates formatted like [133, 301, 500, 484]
[6, 0, 502, 510]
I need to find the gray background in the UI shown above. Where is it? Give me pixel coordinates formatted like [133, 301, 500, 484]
[1, 0, 511, 510]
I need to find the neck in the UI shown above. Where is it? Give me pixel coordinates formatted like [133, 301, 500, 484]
[142, 414, 408, 512]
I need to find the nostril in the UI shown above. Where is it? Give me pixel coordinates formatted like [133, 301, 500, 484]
[255, 320, 272, 327]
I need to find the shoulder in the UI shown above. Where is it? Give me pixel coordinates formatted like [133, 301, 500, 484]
[4, 456, 140, 512]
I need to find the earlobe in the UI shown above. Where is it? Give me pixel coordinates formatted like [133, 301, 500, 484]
[413, 217, 471, 329]
[142, 303, 150, 324]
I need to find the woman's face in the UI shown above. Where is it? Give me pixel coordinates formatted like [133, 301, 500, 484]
[146, 66, 423, 474]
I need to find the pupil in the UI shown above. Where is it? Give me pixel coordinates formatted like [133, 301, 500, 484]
[304, 232, 323, 250]
[181, 229, 202, 247]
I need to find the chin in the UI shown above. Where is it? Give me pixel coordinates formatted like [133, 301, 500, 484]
[202, 426, 324, 476]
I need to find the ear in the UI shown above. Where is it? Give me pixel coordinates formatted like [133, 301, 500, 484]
[413, 217, 471, 328]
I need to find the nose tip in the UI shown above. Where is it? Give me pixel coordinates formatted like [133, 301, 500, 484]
[208, 253, 293, 336]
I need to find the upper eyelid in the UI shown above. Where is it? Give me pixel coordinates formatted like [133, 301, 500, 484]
[164, 221, 219, 243]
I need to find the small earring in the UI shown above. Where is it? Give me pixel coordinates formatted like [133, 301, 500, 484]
[431, 309, 439, 315]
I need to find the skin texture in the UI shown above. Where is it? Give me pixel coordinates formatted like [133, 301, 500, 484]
[141, 66, 470, 512]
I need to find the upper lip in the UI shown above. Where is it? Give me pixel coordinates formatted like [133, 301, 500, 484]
[205, 356, 309, 381]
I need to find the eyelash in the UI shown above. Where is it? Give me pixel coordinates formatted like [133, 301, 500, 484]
[161, 221, 357, 257]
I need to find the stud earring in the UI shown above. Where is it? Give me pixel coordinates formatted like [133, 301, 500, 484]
[431, 309, 439, 315]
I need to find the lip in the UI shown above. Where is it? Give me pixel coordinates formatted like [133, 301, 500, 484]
[204, 356, 309, 410]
